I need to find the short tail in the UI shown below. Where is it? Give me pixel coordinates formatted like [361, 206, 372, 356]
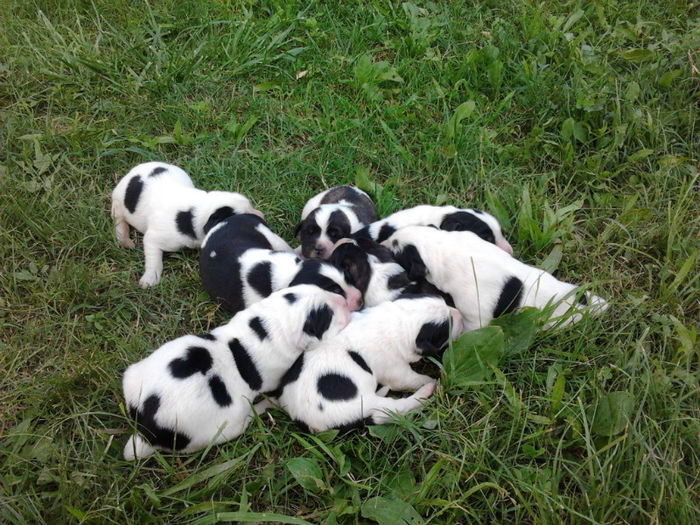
[123, 434, 155, 460]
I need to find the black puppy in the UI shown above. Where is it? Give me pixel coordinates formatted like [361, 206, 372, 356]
[200, 214, 363, 313]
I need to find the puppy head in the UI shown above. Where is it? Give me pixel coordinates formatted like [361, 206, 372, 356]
[275, 284, 352, 348]
[294, 204, 361, 259]
[329, 238, 413, 307]
[289, 260, 363, 311]
[440, 209, 512, 254]
[392, 295, 463, 355]
[203, 192, 264, 234]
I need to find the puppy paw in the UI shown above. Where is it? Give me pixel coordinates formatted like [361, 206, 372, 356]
[139, 272, 161, 288]
[416, 381, 436, 399]
[119, 237, 136, 249]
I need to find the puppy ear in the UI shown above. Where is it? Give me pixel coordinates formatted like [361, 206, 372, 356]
[203, 206, 234, 234]
[394, 245, 427, 281]
[293, 220, 304, 238]
[302, 304, 334, 340]
[415, 320, 451, 355]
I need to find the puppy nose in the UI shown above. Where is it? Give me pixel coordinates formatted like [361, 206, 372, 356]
[449, 308, 464, 335]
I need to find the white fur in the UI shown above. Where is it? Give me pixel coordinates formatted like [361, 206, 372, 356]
[277, 297, 464, 432]
[300, 187, 374, 220]
[123, 285, 351, 460]
[111, 162, 263, 287]
[366, 204, 513, 254]
[383, 226, 608, 331]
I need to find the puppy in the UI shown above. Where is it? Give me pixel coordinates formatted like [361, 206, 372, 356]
[384, 226, 607, 331]
[327, 238, 451, 307]
[354, 204, 513, 254]
[122, 284, 351, 459]
[111, 161, 263, 288]
[200, 214, 363, 313]
[275, 296, 464, 433]
[294, 185, 378, 259]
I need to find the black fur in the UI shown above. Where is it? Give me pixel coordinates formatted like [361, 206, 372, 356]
[149, 166, 167, 177]
[493, 276, 523, 318]
[247, 262, 273, 298]
[348, 350, 372, 374]
[289, 261, 347, 298]
[269, 353, 305, 398]
[168, 346, 213, 378]
[128, 394, 191, 451]
[176, 209, 197, 239]
[440, 211, 496, 245]
[196, 333, 216, 341]
[319, 185, 378, 224]
[124, 175, 143, 214]
[327, 243, 372, 295]
[325, 210, 352, 243]
[393, 245, 427, 280]
[228, 338, 262, 391]
[203, 206, 235, 234]
[317, 373, 358, 401]
[303, 304, 334, 339]
[375, 223, 397, 243]
[248, 317, 268, 341]
[415, 320, 452, 355]
[284, 292, 298, 304]
[208, 375, 233, 407]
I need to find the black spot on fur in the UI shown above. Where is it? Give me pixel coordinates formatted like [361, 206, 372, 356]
[293, 419, 312, 433]
[267, 353, 305, 398]
[319, 185, 378, 224]
[387, 271, 412, 290]
[328, 243, 371, 295]
[493, 276, 523, 318]
[247, 262, 273, 298]
[249, 317, 268, 341]
[318, 403, 324, 411]
[402, 281, 455, 307]
[169, 346, 213, 378]
[228, 338, 262, 391]
[578, 292, 588, 305]
[416, 320, 451, 355]
[375, 223, 397, 243]
[289, 261, 347, 298]
[128, 394, 191, 451]
[196, 333, 216, 341]
[176, 209, 197, 239]
[124, 175, 143, 214]
[326, 210, 352, 243]
[284, 293, 297, 304]
[317, 373, 358, 401]
[203, 206, 235, 234]
[209, 375, 233, 407]
[335, 416, 375, 434]
[393, 245, 427, 280]
[149, 166, 167, 177]
[440, 211, 495, 245]
[348, 350, 372, 374]
[303, 304, 334, 339]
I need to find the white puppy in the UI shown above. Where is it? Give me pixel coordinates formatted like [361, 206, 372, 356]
[383, 226, 607, 331]
[111, 161, 263, 287]
[275, 296, 464, 433]
[355, 204, 513, 254]
[122, 285, 351, 459]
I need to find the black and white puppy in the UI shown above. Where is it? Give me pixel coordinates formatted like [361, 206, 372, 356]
[354, 204, 513, 254]
[294, 185, 378, 259]
[384, 226, 608, 331]
[327, 238, 451, 307]
[200, 214, 363, 313]
[123, 284, 351, 459]
[274, 296, 464, 433]
[112, 161, 263, 288]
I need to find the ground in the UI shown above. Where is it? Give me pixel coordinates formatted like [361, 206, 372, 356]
[0, 1, 698, 523]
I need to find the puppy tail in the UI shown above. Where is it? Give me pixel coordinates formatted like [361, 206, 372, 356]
[368, 381, 435, 425]
[111, 196, 135, 249]
[123, 434, 155, 461]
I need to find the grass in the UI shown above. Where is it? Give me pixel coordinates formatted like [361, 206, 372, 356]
[0, 0, 698, 522]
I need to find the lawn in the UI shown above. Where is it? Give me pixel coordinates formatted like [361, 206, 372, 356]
[1, 0, 698, 523]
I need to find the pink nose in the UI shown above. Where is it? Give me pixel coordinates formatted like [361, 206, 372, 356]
[449, 307, 464, 336]
[346, 287, 363, 311]
[251, 208, 265, 219]
[498, 239, 513, 255]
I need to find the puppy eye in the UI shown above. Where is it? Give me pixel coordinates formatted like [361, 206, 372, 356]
[324, 283, 346, 298]
[327, 227, 345, 241]
[304, 224, 320, 236]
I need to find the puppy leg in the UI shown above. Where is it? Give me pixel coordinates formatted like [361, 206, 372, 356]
[139, 232, 164, 288]
[380, 363, 434, 392]
[123, 434, 155, 460]
[111, 199, 135, 249]
[368, 381, 436, 425]
[253, 399, 274, 415]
